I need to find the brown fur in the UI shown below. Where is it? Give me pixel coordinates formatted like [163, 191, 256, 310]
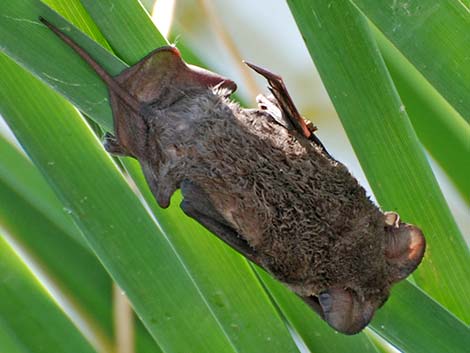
[143, 88, 389, 302]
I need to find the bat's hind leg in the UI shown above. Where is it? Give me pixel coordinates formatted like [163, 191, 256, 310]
[180, 180, 261, 266]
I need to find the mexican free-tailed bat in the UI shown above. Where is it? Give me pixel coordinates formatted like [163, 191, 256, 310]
[40, 17, 425, 335]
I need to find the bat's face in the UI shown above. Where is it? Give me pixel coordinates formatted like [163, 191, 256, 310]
[314, 212, 425, 334]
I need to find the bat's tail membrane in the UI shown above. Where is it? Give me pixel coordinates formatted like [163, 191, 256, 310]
[39, 17, 142, 114]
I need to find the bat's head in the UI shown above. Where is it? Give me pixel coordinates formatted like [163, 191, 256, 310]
[315, 212, 425, 334]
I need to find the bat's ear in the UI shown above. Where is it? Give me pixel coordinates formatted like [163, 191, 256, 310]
[383, 212, 426, 283]
[318, 287, 375, 335]
[116, 46, 237, 102]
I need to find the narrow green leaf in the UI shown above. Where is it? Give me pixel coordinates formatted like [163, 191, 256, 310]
[42, 0, 111, 48]
[0, 133, 86, 248]
[286, 0, 470, 322]
[0, 178, 113, 340]
[351, 0, 470, 123]
[0, 0, 119, 129]
[80, 0, 168, 63]
[0, 135, 164, 353]
[0, 52, 237, 353]
[374, 29, 470, 204]
[0, 322, 29, 353]
[0, 235, 98, 353]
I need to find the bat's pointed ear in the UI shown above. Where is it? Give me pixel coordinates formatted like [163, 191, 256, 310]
[318, 287, 375, 335]
[383, 212, 426, 282]
[186, 63, 237, 93]
[116, 46, 236, 102]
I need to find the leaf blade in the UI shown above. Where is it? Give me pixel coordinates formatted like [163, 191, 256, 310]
[0, 236, 98, 353]
[374, 29, 470, 204]
[351, 0, 470, 123]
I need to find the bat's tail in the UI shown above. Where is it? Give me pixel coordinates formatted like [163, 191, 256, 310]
[39, 17, 141, 114]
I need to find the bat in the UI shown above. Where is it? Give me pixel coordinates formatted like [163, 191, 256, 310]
[40, 17, 425, 335]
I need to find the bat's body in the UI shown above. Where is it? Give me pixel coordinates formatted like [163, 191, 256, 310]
[145, 86, 387, 298]
[40, 17, 425, 334]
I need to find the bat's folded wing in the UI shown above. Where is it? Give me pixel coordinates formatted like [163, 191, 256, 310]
[244, 61, 330, 155]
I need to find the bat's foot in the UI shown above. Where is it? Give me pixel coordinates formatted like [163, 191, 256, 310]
[103, 132, 130, 156]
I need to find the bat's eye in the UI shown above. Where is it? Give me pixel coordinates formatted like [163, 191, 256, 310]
[318, 292, 332, 312]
